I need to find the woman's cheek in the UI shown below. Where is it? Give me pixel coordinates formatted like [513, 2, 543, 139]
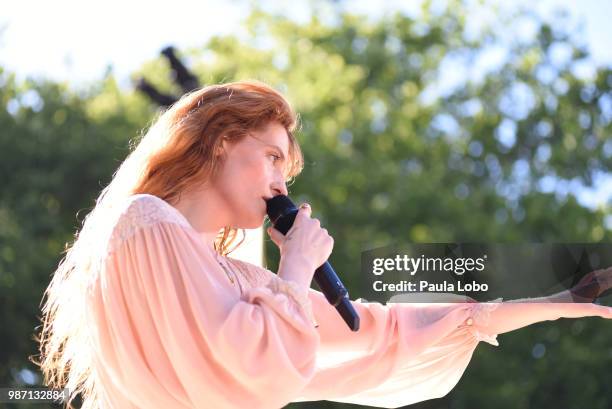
[245, 160, 267, 189]
[258, 160, 273, 180]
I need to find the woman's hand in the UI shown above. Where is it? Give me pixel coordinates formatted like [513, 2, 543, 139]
[267, 203, 334, 288]
[554, 301, 612, 320]
[569, 266, 612, 302]
[482, 268, 612, 336]
[544, 266, 612, 320]
[567, 266, 612, 319]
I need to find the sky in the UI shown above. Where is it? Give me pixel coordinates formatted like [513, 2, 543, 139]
[1, 0, 610, 88]
[0, 0, 610, 217]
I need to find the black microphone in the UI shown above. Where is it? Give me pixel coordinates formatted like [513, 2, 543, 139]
[266, 195, 360, 331]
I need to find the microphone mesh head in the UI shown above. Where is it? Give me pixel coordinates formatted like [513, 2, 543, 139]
[265, 195, 297, 222]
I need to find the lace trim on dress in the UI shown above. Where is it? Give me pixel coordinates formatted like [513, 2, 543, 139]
[225, 257, 273, 289]
[227, 258, 319, 328]
[107, 194, 319, 328]
[264, 275, 319, 328]
[461, 297, 503, 346]
[107, 194, 192, 255]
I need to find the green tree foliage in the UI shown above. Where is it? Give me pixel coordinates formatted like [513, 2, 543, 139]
[0, 1, 610, 408]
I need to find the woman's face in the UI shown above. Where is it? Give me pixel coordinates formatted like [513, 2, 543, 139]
[212, 121, 290, 229]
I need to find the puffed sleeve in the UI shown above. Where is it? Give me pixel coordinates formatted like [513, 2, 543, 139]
[291, 288, 503, 408]
[85, 195, 320, 409]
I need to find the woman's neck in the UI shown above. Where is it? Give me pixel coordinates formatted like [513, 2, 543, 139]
[172, 189, 229, 250]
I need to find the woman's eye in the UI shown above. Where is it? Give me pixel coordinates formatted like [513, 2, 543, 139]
[269, 154, 281, 162]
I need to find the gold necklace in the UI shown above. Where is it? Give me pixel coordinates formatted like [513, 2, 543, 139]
[215, 254, 237, 284]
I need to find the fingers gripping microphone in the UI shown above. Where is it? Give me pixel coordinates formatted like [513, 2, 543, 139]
[266, 195, 360, 331]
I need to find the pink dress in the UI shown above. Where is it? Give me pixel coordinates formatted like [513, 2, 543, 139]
[86, 194, 502, 409]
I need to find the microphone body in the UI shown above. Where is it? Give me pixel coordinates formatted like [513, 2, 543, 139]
[266, 195, 360, 331]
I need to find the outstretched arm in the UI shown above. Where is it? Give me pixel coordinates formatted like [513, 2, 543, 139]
[485, 266, 612, 336]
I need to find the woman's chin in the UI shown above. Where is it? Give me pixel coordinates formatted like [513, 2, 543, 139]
[238, 217, 264, 230]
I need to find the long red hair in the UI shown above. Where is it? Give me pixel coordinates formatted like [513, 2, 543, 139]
[33, 80, 303, 408]
[132, 81, 303, 254]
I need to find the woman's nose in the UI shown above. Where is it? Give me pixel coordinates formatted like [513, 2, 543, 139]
[271, 180, 288, 197]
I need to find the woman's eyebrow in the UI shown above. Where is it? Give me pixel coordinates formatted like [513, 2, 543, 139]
[248, 134, 288, 161]
[266, 144, 287, 161]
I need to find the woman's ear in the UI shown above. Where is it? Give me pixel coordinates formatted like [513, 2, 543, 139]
[215, 136, 230, 157]
[214, 145, 224, 157]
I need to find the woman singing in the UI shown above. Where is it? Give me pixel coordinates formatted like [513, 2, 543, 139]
[36, 80, 612, 409]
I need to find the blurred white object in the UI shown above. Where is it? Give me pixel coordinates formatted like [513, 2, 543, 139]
[228, 226, 264, 268]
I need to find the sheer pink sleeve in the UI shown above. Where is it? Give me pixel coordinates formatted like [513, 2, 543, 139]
[85, 195, 320, 409]
[241, 262, 503, 408]
[293, 290, 502, 408]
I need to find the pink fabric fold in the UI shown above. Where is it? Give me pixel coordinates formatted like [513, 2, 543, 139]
[85, 194, 502, 409]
